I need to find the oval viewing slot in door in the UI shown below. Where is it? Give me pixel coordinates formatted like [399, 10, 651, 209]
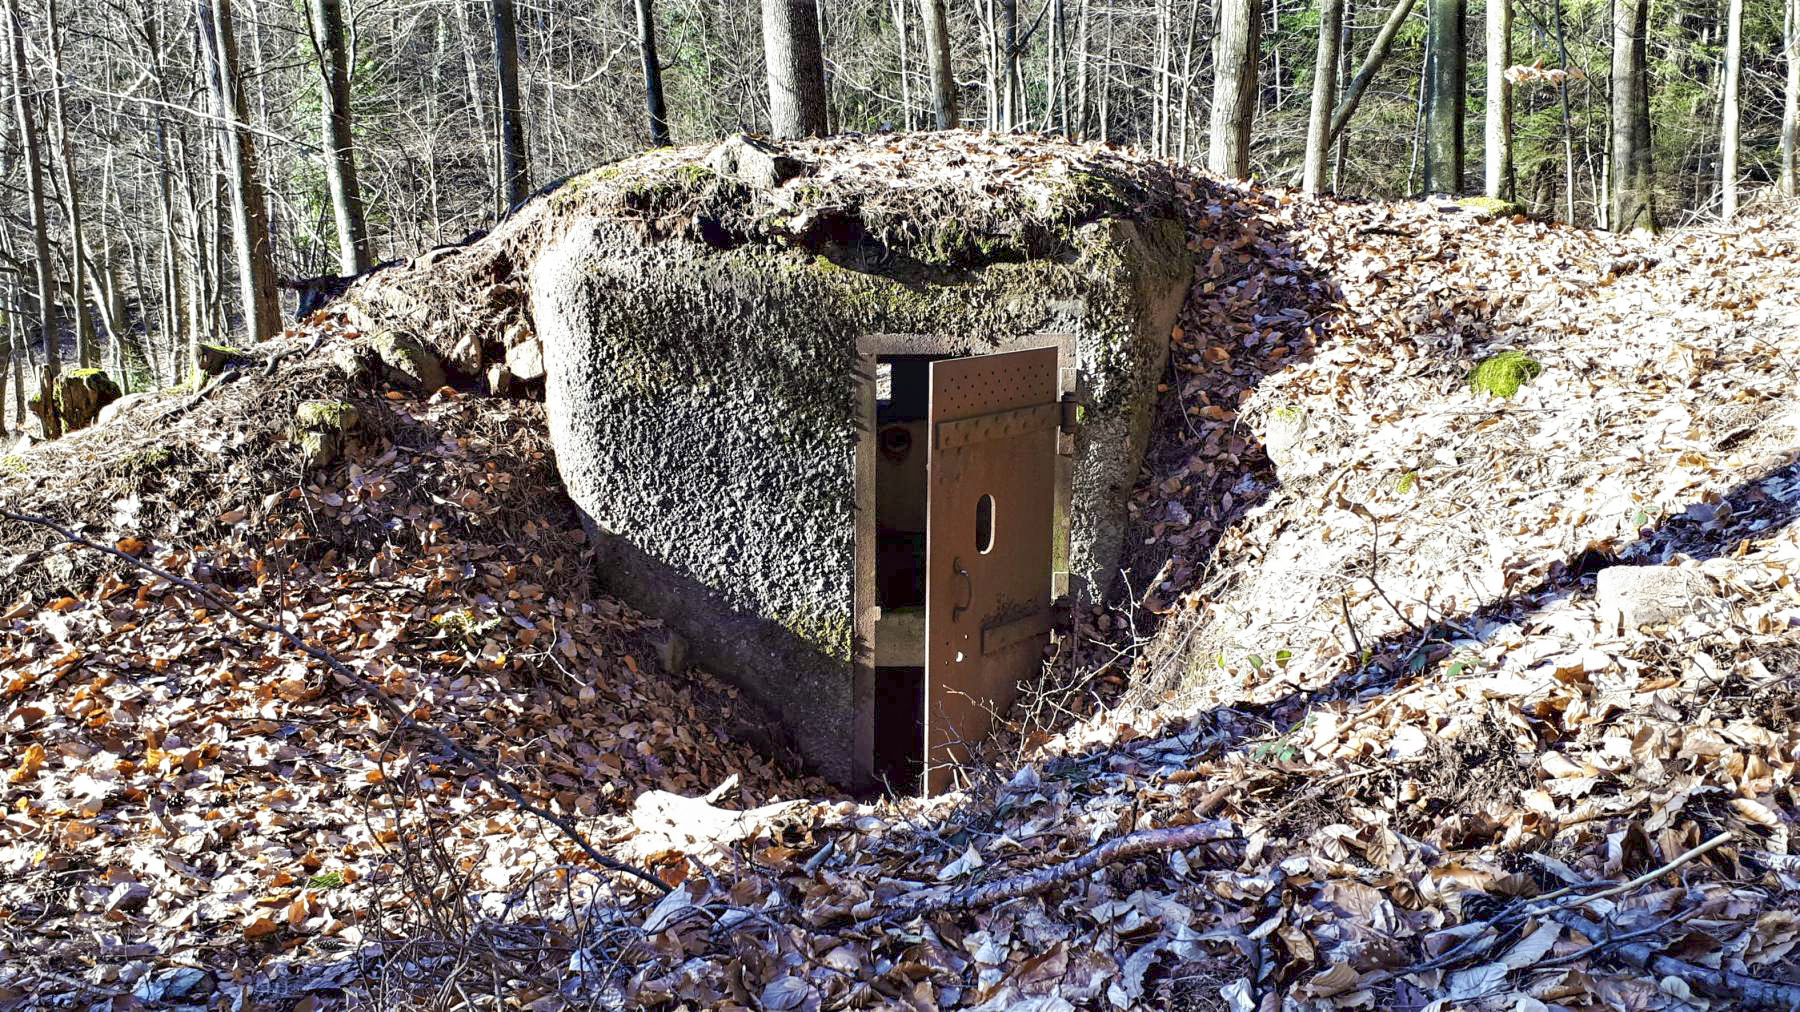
[976, 494, 995, 554]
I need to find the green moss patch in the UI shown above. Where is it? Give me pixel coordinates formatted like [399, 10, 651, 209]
[295, 400, 360, 433]
[1469, 351, 1543, 399]
[1457, 196, 1527, 219]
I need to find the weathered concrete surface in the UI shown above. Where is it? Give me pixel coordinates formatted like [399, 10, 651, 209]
[528, 134, 1193, 785]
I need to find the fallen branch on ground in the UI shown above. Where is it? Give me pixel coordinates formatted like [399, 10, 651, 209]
[853, 820, 1239, 923]
[1546, 907, 1800, 1010]
[0, 506, 670, 894]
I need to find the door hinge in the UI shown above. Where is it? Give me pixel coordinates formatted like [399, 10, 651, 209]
[1060, 392, 1081, 435]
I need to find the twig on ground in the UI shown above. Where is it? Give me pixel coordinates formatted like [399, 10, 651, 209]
[0, 505, 670, 894]
[853, 820, 1239, 924]
[1547, 907, 1800, 1010]
[1527, 831, 1732, 913]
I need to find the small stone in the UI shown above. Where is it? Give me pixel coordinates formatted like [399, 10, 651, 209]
[297, 430, 339, 471]
[371, 331, 446, 391]
[502, 320, 534, 348]
[294, 399, 360, 433]
[705, 133, 808, 190]
[505, 339, 545, 383]
[1596, 565, 1712, 628]
[195, 343, 247, 377]
[486, 362, 514, 397]
[645, 625, 688, 674]
[96, 392, 149, 427]
[331, 342, 376, 383]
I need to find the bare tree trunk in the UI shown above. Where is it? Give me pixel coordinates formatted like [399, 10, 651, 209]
[1484, 0, 1513, 198]
[1423, 0, 1465, 194]
[1303, 0, 1344, 192]
[999, 0, 1017, 129]
[918, 0, 957, 128]
[196, 0, 280, 342]
[635, 0, 670, 145]
[1783, 0, 1799, 196]
[760, 0, 827, 137]
[892, 0, 911, 128]
[1074, 0, 1090, 137]
[44, 0, 95, 369]
[1327, 0, 1416, 144]
[1609, 0, 1655, 231]
[1554, 0, 1576, 221]
[1208, 0, 1261, 178]
[492, 0, 529, 208]
[1098, 4, 1112, 142]
[1175, 0, 1199, 159]
[4, 0, 57, 435]
[1332, 0, 1355, 189]
[307, 0, 371, 272]
[1721, 0, 1742, 218]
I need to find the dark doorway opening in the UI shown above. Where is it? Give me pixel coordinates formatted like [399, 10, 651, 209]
[870, 355, 938, 791]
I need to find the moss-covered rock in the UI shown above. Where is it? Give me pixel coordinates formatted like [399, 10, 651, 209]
[1457, 196, 1528, 219]
[371, 331, 446, 391]
[196, 343, 250, 377]
[296, 430, 340, 472]
[1469, 351, 1543, 398]
[295, 399, 361, 433]
[293, 399, 361, 471]
[37, 369, 124, 433]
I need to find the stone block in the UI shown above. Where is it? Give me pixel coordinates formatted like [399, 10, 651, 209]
[1596, 565, 1712, 628]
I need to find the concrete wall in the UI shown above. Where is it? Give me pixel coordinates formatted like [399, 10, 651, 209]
[530, 149, 1192, 786]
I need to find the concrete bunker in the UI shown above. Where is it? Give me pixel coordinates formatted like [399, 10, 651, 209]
[530, 136, 1194, 792]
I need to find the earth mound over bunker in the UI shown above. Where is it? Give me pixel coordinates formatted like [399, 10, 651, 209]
[527, 133, 1198, 787]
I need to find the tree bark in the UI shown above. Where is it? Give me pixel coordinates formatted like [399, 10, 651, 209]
[1484, 0, 1513, 198]
[1423, 0, 1465, 194]
[1783, 0, 1800, 196]
[918, 0, 957, 128]
[1554, 0, 1576, 221]
[44, 0, 91, 367]
[1303, 0, 1345, 193]
[196, 0, 280, 342]
[492, 0, 529, 209]
[1721, 0, 1742, 218]
[1609, 0, 1656, 231]
[5, 0, 58, 435]
[760, 0, 827, 137]
[999, 0, 1018, 129]
[1327, 0, 1416, 145]
[1332, 0, 1355, 189]
[634, 0, 670, 146]
[307, 0, 371, 272]
[1208, 0, 1261, 178]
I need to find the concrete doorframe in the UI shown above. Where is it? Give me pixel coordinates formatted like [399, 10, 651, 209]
[852, 332, 1076, 791]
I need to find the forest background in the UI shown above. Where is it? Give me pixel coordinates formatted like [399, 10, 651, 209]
[0, 0, 1795, 427]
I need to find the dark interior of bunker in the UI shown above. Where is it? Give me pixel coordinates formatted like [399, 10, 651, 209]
[871, 356, 934, 791]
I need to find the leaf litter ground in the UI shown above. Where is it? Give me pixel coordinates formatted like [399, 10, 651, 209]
[1, 135, 1798, 1010]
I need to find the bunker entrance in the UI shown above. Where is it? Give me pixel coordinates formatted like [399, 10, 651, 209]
[860, 342, 1072, 794]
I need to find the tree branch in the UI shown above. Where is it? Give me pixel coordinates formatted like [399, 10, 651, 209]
[854, 820, 1239, 923]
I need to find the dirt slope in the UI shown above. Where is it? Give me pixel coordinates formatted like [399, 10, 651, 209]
[2, 136, 1798, 1010]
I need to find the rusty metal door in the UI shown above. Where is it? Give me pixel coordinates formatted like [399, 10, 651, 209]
[923, 347, 1059, 794]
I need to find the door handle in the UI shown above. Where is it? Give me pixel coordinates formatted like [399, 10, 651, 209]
[951, 558, 971, 622]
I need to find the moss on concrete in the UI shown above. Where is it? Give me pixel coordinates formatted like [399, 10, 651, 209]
[1470, 351, 1543, 398]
